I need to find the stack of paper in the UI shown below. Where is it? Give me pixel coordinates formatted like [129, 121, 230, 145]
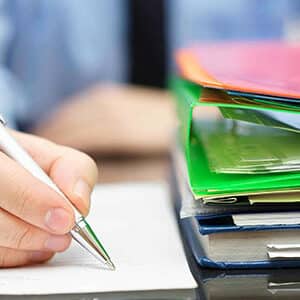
[171, 41, 300, 269]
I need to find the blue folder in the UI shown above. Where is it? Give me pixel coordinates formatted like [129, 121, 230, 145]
[196, 216, 300, 235]
[181, 217, 300, 269]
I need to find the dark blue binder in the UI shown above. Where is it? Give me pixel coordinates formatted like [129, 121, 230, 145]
[181, 217, 300, 269]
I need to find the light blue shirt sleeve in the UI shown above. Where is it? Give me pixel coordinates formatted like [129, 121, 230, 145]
[7, 0, 127, 129]
[0, 0, 128, 129]
[0, 0, 26, 128]
[0, 0, 127, 130]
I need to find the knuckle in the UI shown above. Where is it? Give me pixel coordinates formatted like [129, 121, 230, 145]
[13, 185, 32, 218]
[13, 226, 33, 250]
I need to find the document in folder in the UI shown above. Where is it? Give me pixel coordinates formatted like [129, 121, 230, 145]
[0, 183, 196, 295]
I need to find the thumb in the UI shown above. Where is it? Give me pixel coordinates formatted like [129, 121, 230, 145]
[48, 148, 98, 216]
[11, 130, 99, 216]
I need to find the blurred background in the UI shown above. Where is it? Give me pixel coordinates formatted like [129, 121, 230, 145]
[2, 0, 300, 182]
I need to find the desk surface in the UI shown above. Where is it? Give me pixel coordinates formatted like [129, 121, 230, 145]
[96, 156, 169, 183]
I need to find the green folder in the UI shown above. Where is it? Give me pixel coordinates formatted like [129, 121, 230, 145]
[171, 76, 300, 200]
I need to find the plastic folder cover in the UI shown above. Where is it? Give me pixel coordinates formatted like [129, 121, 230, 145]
[176, 41, 300, 99]
[196, 217, 300, 235]
[171, 77, 300, 199]
[181, 217, 300, 269]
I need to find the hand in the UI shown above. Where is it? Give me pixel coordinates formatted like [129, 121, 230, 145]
[33, 84, 175, 155]
[0, 130, 98, 267]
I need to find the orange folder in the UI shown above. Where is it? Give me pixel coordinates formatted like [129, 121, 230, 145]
[176, 41, 300, 99]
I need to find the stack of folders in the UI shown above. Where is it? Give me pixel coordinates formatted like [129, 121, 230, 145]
[171, 41, 300, 269]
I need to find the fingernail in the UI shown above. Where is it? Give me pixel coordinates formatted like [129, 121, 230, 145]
[73, 179, 91, 210]
[30, 251, 53, 262]
[44, 235, 71, 252]
[45, 208, 73, 233]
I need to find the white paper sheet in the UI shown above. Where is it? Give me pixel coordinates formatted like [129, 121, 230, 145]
[232, 212, 300, 226]
[0, 182, 196, 295]
[267, 244, 300, 259]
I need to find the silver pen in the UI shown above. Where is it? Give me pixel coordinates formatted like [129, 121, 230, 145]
[0, 116, 115, 270]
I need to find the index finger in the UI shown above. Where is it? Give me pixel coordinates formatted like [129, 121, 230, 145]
[10, 130, 99, 216]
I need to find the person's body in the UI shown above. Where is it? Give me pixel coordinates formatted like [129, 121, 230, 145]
[0, 0, 293, 267]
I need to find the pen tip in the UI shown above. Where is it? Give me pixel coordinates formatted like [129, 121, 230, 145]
[106, 259, 116, 271]
[72, 220, 116, 270]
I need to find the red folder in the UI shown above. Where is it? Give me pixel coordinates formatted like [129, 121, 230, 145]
[176, 41, 300, 99]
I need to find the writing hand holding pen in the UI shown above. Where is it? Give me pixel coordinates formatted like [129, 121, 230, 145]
[0, 128, 99, 267]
